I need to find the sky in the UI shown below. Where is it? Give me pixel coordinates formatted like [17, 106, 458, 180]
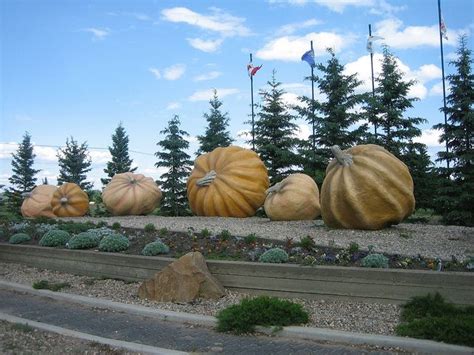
[1, 0, 473, 190]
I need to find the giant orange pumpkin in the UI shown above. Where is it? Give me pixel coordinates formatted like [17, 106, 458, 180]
[187, 146, 269, 217]
[21, 185, 57, 218]
[102, 172, 162, 215]
[264, 173, 321, 221]
[320, 144, 415, 230]
[51, 183, 89, 217]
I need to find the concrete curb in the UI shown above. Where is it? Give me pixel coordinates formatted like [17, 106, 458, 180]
[0, 312, 188, 355]
[1, 280, 473, 355]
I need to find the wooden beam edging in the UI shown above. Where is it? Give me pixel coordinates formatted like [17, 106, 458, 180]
[0, 244, 472, 305]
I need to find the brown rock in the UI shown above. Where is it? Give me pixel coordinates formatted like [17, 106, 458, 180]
[138, 251, 225, 302]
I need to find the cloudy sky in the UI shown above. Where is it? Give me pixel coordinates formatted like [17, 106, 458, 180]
[1, 0, 473, 189]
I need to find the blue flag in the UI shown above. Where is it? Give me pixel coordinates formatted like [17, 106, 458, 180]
[301, 49, 315, 67]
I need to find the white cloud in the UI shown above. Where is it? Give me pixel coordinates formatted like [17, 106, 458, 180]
[0, 143, 17, 159]
[413, 64, 442, 83]
[256, 32, 354, 61]
[33, 146, 58, 161]
[163, 64, 186, 80]
[269, 0, 404, 15]
[193, 71, 222, 81]
[281, 92, 301, 107]
[89, 150, 111, 164]
[429, 81, 447, 96]
[129, 12, 150, 21]
[149, 67, 161, 79]
[294, 123, 311, 140]
[161, 7, 250, 37]
[276, 19, 321, 36]
[188, 88, 240, 102]
[373, 18, 460, 49]
[82, 28, 110, 40]
[166, 102, 181, 110]
[187, 38, 223, 52]
[414, 129, 443, 147]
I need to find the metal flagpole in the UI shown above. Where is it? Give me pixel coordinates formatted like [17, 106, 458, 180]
[369, 24, 377, 138]
[437, 0, 450, 170]
[310, 41, 316, 176]
[250, 53, 256, 151]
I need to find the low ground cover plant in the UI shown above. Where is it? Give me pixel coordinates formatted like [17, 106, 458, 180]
[259, 248, 289, 263]
[361, 253, 389, 268]
[216, 295, 309, 334]
[39, 230, 71, 247]
[98, 234, 129, 252]
[396, 293, 474, 347]
[141, 240, 170, 256]
[9, 233, 31, 244]
[32, 280, 71, 292]
[67, 232, 100, 250]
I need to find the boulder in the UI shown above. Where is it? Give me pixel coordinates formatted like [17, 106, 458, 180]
[138, 251, 225, 302]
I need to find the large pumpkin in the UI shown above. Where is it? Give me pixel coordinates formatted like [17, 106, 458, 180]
[51, 182, 89, 217]
[264, 173, 321, 221]
[187, 146, 269, 217]
[21, 185, 57, 218]
[102, 172, 162, 216]
[320, 144, 415, 230]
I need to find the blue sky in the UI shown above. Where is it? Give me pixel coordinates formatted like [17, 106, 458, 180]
[1, 0, 473, 189]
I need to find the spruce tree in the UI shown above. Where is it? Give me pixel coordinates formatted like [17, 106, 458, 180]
[155, 115, 193, 216]
[102, 123, 136, 185]
[196, 89, 233, 155]
[57, 137, 93, 191]
[254, 70, 300, 183]
[433, 35, 474, 226]
[7, 132, 40, 210]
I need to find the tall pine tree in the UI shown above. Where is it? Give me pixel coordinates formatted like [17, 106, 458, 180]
[7, 132, 40, 210]
[57, 137, 93, 191]
[196, 89, 233, 155]
[102, 123, 136, 185]
[254, 70, 300, 183]
[433, 35, 474, 226]
[155, 115, 193, 216]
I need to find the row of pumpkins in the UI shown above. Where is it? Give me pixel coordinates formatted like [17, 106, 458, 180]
[21, 144, 415, 230]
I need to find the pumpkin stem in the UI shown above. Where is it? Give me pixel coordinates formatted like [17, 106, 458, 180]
[266, 182, 283, 195]
[331, 145, 353, 166]
[196, 170, 217, 187]
[60, 197, 68, 205]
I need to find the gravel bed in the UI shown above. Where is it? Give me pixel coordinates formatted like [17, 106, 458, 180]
[0, 262, 400, 336]
[61, 216, 474, 261]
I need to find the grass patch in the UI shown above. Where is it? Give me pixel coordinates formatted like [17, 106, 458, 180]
[396, 293, 474, 347]
[11, 323, 34, 333]
[32, 280, 71, 292]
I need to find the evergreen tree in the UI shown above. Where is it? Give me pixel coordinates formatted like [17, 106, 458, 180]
[155, 115, 193, 216]
[57, 137, 93, 191]
[433, 35, 474, 226]
[254, 70, 300, 183]
[6, 132, 40, 210]
[102, 123, 136, 185]
[196, 89, 233, 155]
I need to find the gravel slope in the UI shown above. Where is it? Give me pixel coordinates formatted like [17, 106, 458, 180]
[62, 216, 474, 260]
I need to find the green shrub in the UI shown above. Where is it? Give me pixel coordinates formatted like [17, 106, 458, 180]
[39, 230, 71, 247]
[159, 227, 168, 236]
[220, 229, 232, 241]
[32, 280, 70, 292]
[299, 235, 316, 250]
[144, 223, 156, 232]
[259, 248, 289, 263]
[200, 228, 211, 238]
[98, 234, 129, 252]
[87, 227, 115, 240]
[216, 295, 309, 334]
[111, 222, 121, 230]
[142, 241, 170, 256]
[67, 232, 100, 250]
[244, 233, 257, 245]
[58, 222, 95, 234]
[361, 253, 389, 268]
[96, 221, 108, 228]
[9, 233, 31, 244]
[35, 223, 57, 235]
[396, 293, 474, 347]
[348, 242, 360, 254]
[9, 221, 30, 233]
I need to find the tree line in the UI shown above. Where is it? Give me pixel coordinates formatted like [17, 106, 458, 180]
[4, 37, 473, 226]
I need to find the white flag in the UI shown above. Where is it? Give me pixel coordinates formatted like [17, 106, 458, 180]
[366, 35, 384, 54]
[440, 16, 448, 41]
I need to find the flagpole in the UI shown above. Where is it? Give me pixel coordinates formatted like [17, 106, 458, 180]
[310, 41, 316, 177]
[369, 24, 377, 138]
[250, 53, 255, 151]
[437, 0, 449, 170]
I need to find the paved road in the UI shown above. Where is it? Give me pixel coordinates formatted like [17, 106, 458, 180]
[0, 289, 393, 354]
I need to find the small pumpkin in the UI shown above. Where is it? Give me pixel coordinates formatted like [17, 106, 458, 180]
[187, 146, 269, 217]
[320, 144, 415, 230]
[51, 182, 89, 217]
[102, 172, 162, 216]
[264, 173, 321, 221]
[21, 185, 57, 218]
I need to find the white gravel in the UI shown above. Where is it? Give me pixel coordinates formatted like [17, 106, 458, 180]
[0, 262, 400, 336]
[61, 216, 474, 261]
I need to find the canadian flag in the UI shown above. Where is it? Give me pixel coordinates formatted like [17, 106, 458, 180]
[247, 63, 262, 77]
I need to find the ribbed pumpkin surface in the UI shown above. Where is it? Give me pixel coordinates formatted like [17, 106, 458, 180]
[51, 182, 89, 217]
[21, 185, 57, 218]
[321, 144, 415, 230]
[102, 172, 162, 216]
[264, 173, 320, 221]
[187, 146, 269, 217]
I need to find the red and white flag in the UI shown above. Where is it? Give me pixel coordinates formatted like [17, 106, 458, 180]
[247, 63, 262, 77]
[440, 16, 448, 41]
